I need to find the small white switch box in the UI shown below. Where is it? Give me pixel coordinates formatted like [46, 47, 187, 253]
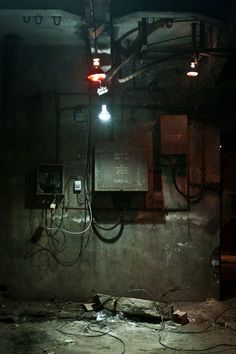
[73, 180, 82, 193]
[50, 202, 56, 210]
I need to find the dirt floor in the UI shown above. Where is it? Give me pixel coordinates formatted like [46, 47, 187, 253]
[0, 297, 236, 354]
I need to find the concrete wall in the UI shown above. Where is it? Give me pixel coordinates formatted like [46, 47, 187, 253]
[0, 41, 220, 301]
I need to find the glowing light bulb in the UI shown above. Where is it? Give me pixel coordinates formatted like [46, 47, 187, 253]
[98, 105, 111, 121]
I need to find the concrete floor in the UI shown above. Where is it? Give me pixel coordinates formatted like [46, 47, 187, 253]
[0, 297, 236, 354]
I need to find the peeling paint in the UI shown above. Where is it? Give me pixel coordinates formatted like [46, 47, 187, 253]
[177, 242, 193, 248]
[165, 212, 218, 229]
[72, 216, 90, 224]
[53, 213, 68, 219]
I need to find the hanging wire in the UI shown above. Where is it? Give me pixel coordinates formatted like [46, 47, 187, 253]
[92, 213, 125, 243]
[90, 0, 98, 53]
[44, 196, 92, 235]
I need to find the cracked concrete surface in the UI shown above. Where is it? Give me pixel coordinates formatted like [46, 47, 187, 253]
[0, 297, 236, 354]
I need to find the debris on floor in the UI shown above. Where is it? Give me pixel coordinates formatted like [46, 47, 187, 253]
[93, 292, 173, 320]
[82, 303, 95, 311]
[0, 296, 236, 354]
[172, 309, 189, 325]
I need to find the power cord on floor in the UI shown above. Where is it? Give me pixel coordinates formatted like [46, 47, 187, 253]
[56, 318, 126, 354]
[88, 324, 126, 354]
[56, 306, 236, 354]
[156, 307, 236, 352]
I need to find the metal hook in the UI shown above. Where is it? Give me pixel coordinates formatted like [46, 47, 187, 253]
[23, 16, 31, 23]
[165, 19, 173, 28]
[51, 16, 61, 26]
[35, 15, 43, 25]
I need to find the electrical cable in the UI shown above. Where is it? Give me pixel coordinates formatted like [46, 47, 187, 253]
[24, 241, 88, 267]
[25, 93, 93, 265]
[158, 335, 236, 352]
[106, 52, 138, 82]
[56, 307, 236, 354]
[57, 320, 126, 354]
[141, 307, 236, 352]
[64, 175, 79, 209]
[172, 166, 205, 201]
[45, 200, 65, 238]
[117, 51, 191, 83]
[25, 199, 91, 266]
[92, 214, 125, 243]
[57, 321, 110, 338]
[93, 215, 122, 231]
[44, 197, 92, 235]
[78, 197, 89, 257]
[88, 325, 126, 354]
[147, 35, 193, 48]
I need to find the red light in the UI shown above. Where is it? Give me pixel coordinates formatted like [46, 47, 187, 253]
[87, 57, 106, 82]
[87, 71, 106, 82]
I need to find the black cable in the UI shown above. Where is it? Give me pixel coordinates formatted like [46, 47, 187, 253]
[57, 320, 126, 354]
[25, 197, 92, 266]
[24, 243, 85, 267]
[44, 195, 65, 237]
[25, 115, 92, 266]
[158, 335, 236, 352]
[172, 166, 205, 201]
[78, 197, 89, 257]
[87, 325, 126, 354]
[57, 321, 110, 338]
[92, 215, 125, 243]
[64, 175, 79, 209]
[155, 307, 236, 352]
[25, 208, 89, 266]
[144, 307, 236, 336]
[93, 215, 122, 231]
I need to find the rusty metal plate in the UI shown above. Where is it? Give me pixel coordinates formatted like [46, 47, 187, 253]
[94, 144, 148, 191]
[160, 115, 188, 155]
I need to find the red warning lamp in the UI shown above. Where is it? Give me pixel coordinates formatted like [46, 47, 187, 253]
[87, 58, 106, 82]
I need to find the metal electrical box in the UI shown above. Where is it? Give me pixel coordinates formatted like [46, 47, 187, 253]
[94, 144, 148, 192]
[36, 164, 63, 196]
[160, 115, 188, 155]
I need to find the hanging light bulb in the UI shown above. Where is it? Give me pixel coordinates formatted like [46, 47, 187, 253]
[187, 59, 198, 77]
[98, 104, 111, 121]
[87, 58, 106, 82]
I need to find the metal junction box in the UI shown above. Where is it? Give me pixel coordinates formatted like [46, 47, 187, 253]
[36, 164, 63, 196]
[94, 144, 148, 192]
[160, 115, 188, 155]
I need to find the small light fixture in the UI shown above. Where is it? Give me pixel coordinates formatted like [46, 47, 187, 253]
[187, 59, 198, 77]
[98, 104, 110, 121]
[87, 58, 106, 82]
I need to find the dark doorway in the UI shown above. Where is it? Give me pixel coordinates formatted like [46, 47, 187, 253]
[220, 132, 236, 298]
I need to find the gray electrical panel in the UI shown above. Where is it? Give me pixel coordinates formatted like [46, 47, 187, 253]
[94, 144, 148, 192]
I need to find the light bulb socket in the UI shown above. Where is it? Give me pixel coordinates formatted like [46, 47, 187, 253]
[87, 58, 106, 82]
[187, 59, 198, 77]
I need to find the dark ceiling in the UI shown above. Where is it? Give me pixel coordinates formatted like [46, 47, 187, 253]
[111, 0, 228, 20]
[0, 0, 84, 16]
[0, 0, 235, 113]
